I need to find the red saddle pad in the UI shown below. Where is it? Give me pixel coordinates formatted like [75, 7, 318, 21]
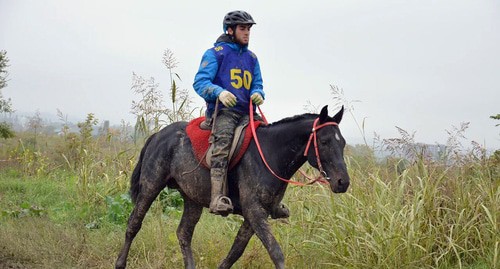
[185, 117, 262, 170]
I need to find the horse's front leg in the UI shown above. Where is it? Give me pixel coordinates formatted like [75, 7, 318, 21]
[218, 219, 254, 269]
[176, 198, 203, 269]
[246, 207, 285, 269]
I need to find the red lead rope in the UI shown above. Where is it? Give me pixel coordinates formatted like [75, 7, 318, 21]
[249, 102, 336, 186]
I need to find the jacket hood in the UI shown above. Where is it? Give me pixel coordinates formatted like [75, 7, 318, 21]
[214, 34, 248, 51]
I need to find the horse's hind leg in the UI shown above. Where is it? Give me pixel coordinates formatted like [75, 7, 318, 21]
[115, 180, 167, 269]
[176, 199, 203, 269]
[218, 219, 254, 269]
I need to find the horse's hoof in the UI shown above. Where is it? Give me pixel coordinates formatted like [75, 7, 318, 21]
[271, 203, 290, 219]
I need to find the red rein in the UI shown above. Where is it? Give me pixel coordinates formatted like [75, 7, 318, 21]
[249, 102, 337, 186]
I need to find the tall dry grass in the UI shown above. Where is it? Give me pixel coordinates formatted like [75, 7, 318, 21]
[278, 154, 499, 269]
[1, 139, 498, 268]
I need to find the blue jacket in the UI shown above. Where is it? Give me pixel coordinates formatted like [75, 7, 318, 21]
[193, 34, 265, 116]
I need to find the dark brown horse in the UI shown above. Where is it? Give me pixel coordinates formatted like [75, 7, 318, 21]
[115, 105, 350, 269]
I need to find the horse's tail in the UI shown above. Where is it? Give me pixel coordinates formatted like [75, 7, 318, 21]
[130, 134, 156, 204]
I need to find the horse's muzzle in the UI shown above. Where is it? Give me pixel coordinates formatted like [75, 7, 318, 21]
[331, 176, 350, 193]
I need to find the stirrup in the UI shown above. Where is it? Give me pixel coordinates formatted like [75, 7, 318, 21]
[210, 195, 233, 216]
[271, 203, 290, 219]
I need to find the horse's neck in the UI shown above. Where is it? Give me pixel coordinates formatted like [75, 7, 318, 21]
[258, 119, 313, 179]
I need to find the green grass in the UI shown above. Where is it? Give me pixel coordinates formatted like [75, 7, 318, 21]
[1, 148, 499, 268]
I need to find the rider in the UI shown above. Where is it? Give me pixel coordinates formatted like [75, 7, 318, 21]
[193, 10, 288, 218]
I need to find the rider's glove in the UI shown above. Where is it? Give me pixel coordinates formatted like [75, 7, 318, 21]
[251, 93, 264, 106]
[219, 90, 237, 107]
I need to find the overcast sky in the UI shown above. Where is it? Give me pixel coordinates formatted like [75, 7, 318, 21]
[1, 0, 499, 149]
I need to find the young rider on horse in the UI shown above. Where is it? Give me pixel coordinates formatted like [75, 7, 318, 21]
[193, 11, 288, 217]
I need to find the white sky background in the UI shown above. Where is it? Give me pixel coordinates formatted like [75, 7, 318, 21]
[1, 0, 499, 149]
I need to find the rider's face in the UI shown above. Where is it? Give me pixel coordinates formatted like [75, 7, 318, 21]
[229, 24, 252, 45]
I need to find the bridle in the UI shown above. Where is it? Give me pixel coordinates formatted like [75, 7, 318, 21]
[303, 117, 339, 181]
[249, 102, 338, 186]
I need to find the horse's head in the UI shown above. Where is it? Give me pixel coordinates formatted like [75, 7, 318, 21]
[305, 105, 350, 193]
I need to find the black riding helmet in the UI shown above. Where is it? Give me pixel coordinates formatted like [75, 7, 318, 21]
[223, 10, 256, 32]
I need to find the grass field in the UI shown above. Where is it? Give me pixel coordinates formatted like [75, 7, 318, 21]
[0, 129, 499, 268]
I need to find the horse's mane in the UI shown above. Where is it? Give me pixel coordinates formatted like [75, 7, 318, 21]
[265, 113, 318, 127]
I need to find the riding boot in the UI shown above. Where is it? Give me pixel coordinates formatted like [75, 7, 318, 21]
[209, 168, 233, 216]
[271, 203, 290, 219]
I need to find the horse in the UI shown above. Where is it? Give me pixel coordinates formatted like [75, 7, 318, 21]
[115, 105, 350, 269]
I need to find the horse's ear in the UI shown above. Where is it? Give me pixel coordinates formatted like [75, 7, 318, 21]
[332, 106, 344, 124]
[319, 105, 328, 124]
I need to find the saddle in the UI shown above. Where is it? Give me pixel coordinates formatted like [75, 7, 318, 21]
[185, 116, 262, 170]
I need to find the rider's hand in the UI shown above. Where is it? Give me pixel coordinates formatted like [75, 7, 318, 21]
[251, 93, 264, 106]
[219, 90, 237, 107]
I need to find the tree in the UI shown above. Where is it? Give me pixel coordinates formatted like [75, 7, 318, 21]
[0, 122, 14, 138]
[0, 50, 14, 139]
[0, 50, 9, 91]
[490, 114, 500, 127]
[27, 110, 43, 147]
